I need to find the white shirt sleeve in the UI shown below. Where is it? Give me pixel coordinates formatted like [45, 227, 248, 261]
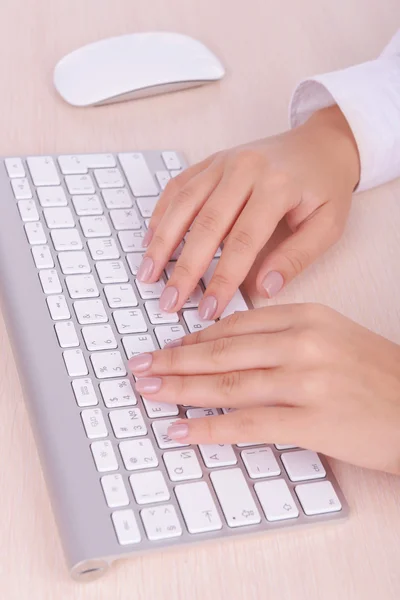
[290, 31, 400, 192]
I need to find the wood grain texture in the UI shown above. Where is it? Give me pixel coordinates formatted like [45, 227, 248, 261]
[0, 0, 400, 598]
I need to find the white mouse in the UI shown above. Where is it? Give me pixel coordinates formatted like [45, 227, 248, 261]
[53, 32, 225, 107]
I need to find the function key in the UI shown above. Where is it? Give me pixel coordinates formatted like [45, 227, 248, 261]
[162, 151, 182, 171]
[5, 157, 25, 178]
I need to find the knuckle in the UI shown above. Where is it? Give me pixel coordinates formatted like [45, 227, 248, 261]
[203, 416, 219, 443]
[152, 232, 167, 249]
[229, 149, 263, 172]
[281, 247, 310, 276]
[210, 337, 232, 363]
[226, 228, 254, 254]
[164, 177, 180, 195]
[298, 370, 329, 399]
[295, 327, 325, 361]
[235, 411, 258, 437]
[174, 186, 195, 207]
[193, 208, 221, 235]
[172, 261, 192, 280]
[299, 302, 329, 323]
[166, 347, 180, 372]
[222, 310, 244, 330]
[217, 370, 242, 397]
[209, 271, 231, 290]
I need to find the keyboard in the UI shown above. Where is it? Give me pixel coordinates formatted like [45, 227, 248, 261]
[0, 151, 348, 581]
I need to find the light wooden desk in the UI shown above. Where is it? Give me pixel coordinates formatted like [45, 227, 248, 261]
[1, 1, 400, 598]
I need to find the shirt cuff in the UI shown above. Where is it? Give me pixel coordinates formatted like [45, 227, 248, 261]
[289, 57, 400, 192]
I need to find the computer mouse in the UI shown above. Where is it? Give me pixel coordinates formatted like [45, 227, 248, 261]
[53, 32, 225, 107]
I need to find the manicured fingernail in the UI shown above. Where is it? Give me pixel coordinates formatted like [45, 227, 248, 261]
[142, 228, 154, 248]
[137, 257, 154, 282]
[129, 353, 153, 372]
[165, 338, 183, 349]
[134, 377, 162, 394]
[159, 286, 178, 311]
[168, 423, 189, 440]
[262, 271, 284, 298]
[198, 295, 217, 320]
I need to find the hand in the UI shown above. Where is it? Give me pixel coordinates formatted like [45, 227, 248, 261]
[138, 106, 359, 320]
[130, 304, 400, 474]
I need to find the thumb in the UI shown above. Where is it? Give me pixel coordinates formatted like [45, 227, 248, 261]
[256, 205, 344, 298]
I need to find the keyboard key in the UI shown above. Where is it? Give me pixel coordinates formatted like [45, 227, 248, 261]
[46, 294, 70, 320]
[152, 419, 189, 449]
[55, 321, 79, 348]
[43, 207, 75, 229]
[101, 474, 129, 508]
[32, 245, 54, 269]
[112, 510, 141, 545]
[145, 300, 179, 325]
[81, 408, 108, 439]
[5, 157, 25, 178]
[51, 228, 83, 251]
[110, 408, 147, 438]
[119, 438, 158, 471]
[187, 408, 218, 418]
[66, 274, 99, 299]
[80, 215, 111, 238]
[122, 334, 156, 359]
[126, 252, 144, 276]
[72, 377, 98, 407]
[175, 481, 222, 533]
[182, 286, 203, 309]
[39, 269, 62, 294]
[163, 449, 202, 482]
[74, 299, 107, 324]
[241, 447, 281, 479]
[96, 260, 129, 284]
[100, 379, 137, 408]
[82, 324, 117, 351]
[72, 194, 103, 216]
[281, 450, 326, 482]
[65, 174, 95, 195]
[142, 398, 179, 418]
[183, 309, 214, 333]
[154, 324, 185, 348]
[84, 154, 117, 169]
[91, 440, 118, 472]
[129, 470, 170, 504]
[25, 222, 46, 245]
[58, 155, 88, 175]
[37, 186, 68, 207]
[118, 230, 146, 252]
[88, 238, 120, 260]
[110, 208, 141, 230]
[63, 348, 88, 377]
[11, 177, 32, 199]
[141, 505, 182, 541]
[210, 469, 261, 527]
[199, 444, 237, 468]
[91, 351, 126, 379]
[27, 156, 60, 186]
[58, 251, 91, 275]
[155, 170, 171, 190]
[94, 167, 124, 189]
[220, 290, 248, 319]
[113, 308, 147, 334]
[135, 278, 166, 300]
[202, 258, 218, 287]
[136, 196, 158, 218]
[254, 479, 299, 521]
[104, 284, 138, 308]
[102, 188, 133, 209]
[295, 481, 342, 516]
[162, 151, 181, 171]
[118, 153, 159, 197]
[18, 199, 39, 222]
[275, 444, 297, 450]
[171, 241, 184, 261]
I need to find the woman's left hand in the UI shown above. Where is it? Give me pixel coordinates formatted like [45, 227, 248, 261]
[129, 303, 400, 474]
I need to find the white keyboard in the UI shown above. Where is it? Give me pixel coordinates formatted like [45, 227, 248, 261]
[0, 151, 348, 581]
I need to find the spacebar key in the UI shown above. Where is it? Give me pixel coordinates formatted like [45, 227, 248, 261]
[118, 153, 159, 197]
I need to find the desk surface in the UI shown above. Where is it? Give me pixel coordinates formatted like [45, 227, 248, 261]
[1, 1, 400, 598]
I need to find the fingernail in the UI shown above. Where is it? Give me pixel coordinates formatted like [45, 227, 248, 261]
[261, 271, 284, 298]
[129, 353, 153, 372]
[165, 338, 183, 349]
[198, 295, 217, 320]
[142, 228, 153, 248]
[134, 377, 162, 394]
[168, 423, 189, 440]
[159, 286, 178, 311]
[137, 257, 154, 282]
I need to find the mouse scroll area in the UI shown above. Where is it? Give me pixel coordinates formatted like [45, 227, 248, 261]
[93, 80, 211, 106]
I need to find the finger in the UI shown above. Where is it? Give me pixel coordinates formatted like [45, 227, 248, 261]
[129, 332, 292, 376]
[134, 368, 302, 408]
[160, 172, 253, 311]
[256, 203, 346, 298]
[198, 185, 292, 319]
[138, 160, 224, 283]
[166, 406, 313, 445]
[146, 154, 216, 239]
